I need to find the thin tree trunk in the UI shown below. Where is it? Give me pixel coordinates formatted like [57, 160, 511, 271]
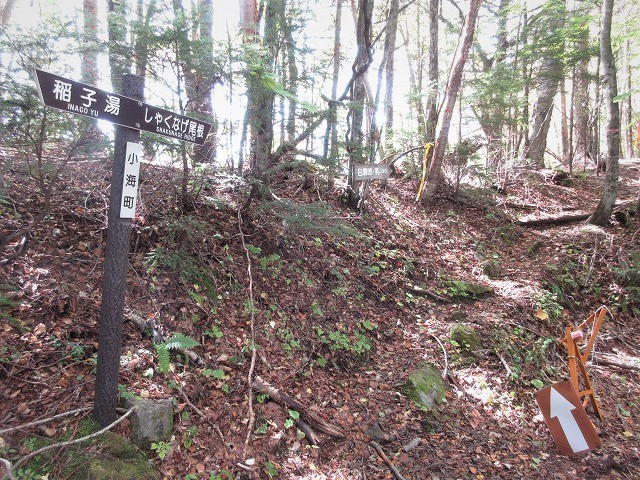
[623, 38, 634, 158]
[107, 0, 129, 92]
[561, 80, 569, 166]
[589, 0, 619, 226]
[383, 0, 399, 154]
[424, 0, 482, 202]
[81, 0, 99, 85]
[322, 0, 342, 181]
[1, 0, 15, 25]
[573, 0, 591, 169]
[425, 0, 439, 143]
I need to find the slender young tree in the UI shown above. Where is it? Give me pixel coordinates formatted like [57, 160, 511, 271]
[425, 0, 439, 143]
[107, 0, 130, 92]
[589, 0, 619, 225]
[81, 0, 99, 85]
[423, 0, 483, 202]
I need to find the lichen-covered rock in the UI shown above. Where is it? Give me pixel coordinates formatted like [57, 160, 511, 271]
[64, 431, 160, 480]
[482, 259, 502, 279]
[125, 397, 174, 450]
[450, 323, 482, 353]
[402, 366, 447, 412]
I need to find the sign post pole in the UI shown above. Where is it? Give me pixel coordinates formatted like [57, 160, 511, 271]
[93, 74, 144, 426]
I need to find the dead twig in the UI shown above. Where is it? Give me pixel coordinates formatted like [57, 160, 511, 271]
[1, 407, 136, 480]
[179, 390, 228, 450]
[0, 407, 92, 436]
[430, 335, 448, 379]
[238, 209, 259, 459]
[0, 458, 14, 480]
[369, 441, 408, 480]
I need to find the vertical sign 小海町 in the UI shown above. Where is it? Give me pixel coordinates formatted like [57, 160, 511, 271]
[120, 142, 142, 219]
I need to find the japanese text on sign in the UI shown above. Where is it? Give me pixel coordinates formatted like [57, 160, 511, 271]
[354, 163, 392, 181]
[35, 69, 212, 145]
[120, 142, 142, 219]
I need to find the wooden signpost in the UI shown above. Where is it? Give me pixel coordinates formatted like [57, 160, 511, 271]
[35, 70, 213, 426]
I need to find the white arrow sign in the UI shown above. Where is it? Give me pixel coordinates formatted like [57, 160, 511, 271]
[549, 387, 589, 453]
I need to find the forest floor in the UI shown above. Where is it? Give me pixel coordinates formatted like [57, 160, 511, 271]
[1, 147, 640, 480]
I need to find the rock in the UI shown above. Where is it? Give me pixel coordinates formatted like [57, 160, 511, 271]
[365, 422, 396, 443]
[450, 310, 467, 322]
[450, 323, 482, 353]
[125, 397, 174, 450]
[65, 432, 161, 480]
[402, 366, 447, 412]
[482, 259, 501, 279]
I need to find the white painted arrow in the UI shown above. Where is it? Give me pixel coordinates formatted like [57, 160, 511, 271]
[549, 387, 589, 453]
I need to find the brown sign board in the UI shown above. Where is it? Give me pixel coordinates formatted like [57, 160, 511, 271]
[354, 163, 392, 181]
[535, 380, 601, 456]
[34, 69, 212, 145]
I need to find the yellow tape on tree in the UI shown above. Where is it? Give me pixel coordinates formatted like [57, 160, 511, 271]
[415, 143, 434, 202]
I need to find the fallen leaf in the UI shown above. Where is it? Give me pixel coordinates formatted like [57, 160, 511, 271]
[535, 309, 548, 321]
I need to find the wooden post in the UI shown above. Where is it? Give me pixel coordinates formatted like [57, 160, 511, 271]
[93, 74, 144, 426]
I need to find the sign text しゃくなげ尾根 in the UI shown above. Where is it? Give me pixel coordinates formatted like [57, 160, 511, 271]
[35, 69, 212, 145]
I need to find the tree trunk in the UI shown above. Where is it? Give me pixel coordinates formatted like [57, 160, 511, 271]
[1, 0, 15, 25]
[322, 0, 342, 180]
[573, 0, 591, 168]
[525, 0, 565, 167]
[81, 0, 99, 85]
[346, 0, 374, 208]
[133, 0, 157, 78]
[623, 38, 634, 158]
[383, 0, 399, 153]
[423, 0, 482, 202]
[107, 0, 129, 92]
[589, 0, 619, 226]
[425, 0, 439, 143]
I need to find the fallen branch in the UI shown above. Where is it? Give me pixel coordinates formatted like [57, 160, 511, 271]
[516, 213, 591, 227]
[1, 407, 135, 480]
[0, 407, 92, 436]
[295, 418, 320, 446]
[591, 354, 640, 371]
[0, 458, 13, 480]
[431, 335, 448, 379]
[251, 376, 345, 438]
[369, 441, 407, 480]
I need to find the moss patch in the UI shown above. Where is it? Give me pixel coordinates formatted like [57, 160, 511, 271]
[402, 366, 447, 412]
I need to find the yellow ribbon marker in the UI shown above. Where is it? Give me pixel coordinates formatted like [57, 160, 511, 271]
[415, 143, 434, 202]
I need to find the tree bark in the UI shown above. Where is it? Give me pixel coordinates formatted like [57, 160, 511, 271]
[425, 0, 439, 143]
[424, 0, 482, 202]
[322, 0, 342, 180]
[589, 0, 619, 226]
[346, 0, 374, 208]
[0, 0, 15, 25]
[107, 0, 129, 92]
[81, 0, 99, 85]
[383, 0, 399, 152]
[525, 0, 565, 167]
[573, 0, 591, 169]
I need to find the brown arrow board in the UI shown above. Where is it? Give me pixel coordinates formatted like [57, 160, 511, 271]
[535, 380, 602, 456]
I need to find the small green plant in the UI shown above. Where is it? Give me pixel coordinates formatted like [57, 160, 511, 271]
[183, 425, 198, 449]
[117, 384, 138, 400]
[150, 441, 172, 460]
[204, 325, 224, 340]
[284, 409, 300, 429]
[534, 290, 563, 320]
[209, 470, 234, 480]
[263, 460, 279, 478]
[155, 333, 200, 374]
[277, 326, 300, 355]
[310, 302, 323, 317]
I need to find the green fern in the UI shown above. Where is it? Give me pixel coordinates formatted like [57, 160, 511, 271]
[154, 334, 199, 375]
[164, 333, 199, 351]
[155, 343, 171, 374]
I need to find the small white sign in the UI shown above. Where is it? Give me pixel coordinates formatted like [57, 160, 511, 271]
[120, 142, 142, 219]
